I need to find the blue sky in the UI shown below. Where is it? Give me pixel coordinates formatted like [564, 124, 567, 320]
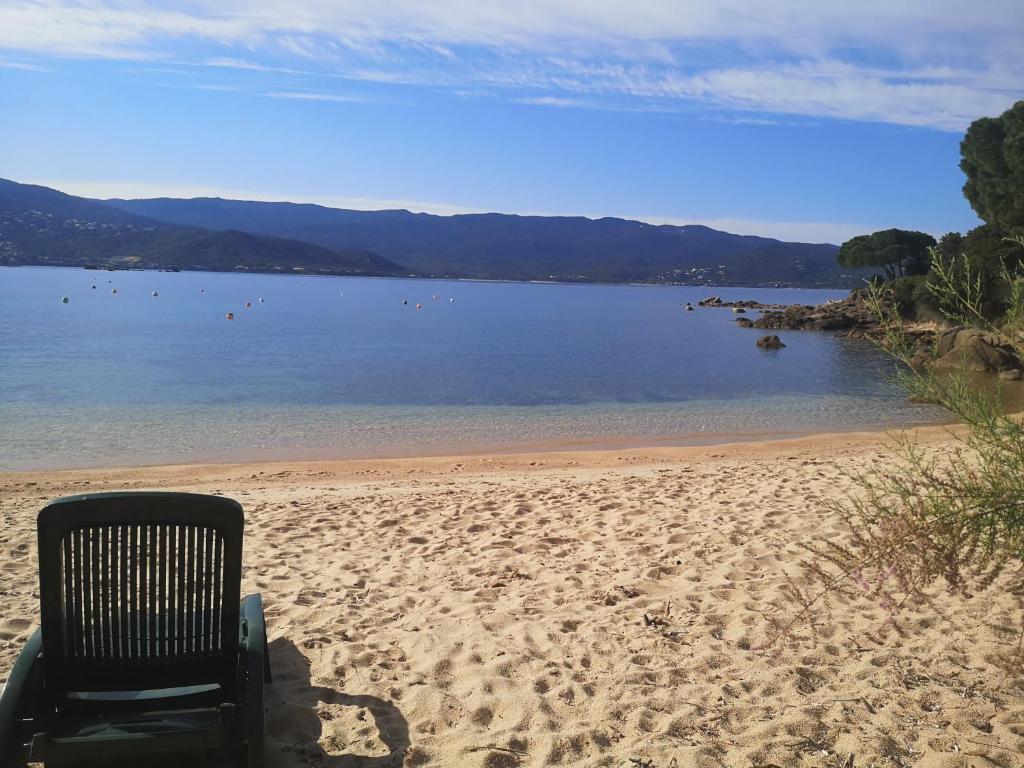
[1, 1, 1022, 244]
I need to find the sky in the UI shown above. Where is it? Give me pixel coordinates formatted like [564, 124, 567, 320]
[1, 1, 1022, 244]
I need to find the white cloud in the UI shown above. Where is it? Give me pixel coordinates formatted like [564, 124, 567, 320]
[0, 55, 48, 71]
[263, 90, 363, 102]
[29, 177, 892, 243]
[1, 1, 1020, 129]
[515, 95, 585, 107]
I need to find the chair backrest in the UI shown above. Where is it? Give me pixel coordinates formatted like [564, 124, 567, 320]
[36, 492, 243, 696]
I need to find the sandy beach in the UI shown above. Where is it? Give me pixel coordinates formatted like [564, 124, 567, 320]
[1, 427, 1022, 767]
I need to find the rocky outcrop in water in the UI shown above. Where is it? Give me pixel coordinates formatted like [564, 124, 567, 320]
[712, 288, 1024, 386]
[756, 335, 786, 349]
[752, 291, 879, 332]
[699, 297, 791, 310]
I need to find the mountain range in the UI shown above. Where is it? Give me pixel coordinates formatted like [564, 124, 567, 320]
[0, 179, 406, 277]
[1, 178, 861, 286]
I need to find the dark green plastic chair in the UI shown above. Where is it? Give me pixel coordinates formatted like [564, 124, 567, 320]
[0, 492, 270, 767]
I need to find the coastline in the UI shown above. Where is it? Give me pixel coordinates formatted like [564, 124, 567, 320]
[0, 420, 958, 477]
[1, 263, 859, 292]
[0, 423, 958, 483]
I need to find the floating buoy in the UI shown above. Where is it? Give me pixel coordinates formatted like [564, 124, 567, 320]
[152, 291, 159, 297]
[402, 299, 408, 305]
[449, 298, 455, 303]
[91, 285, 96, 290]
[226, 312, 234, 320]
[432, 293, 438, 301]
[111, 288, 117, 294]
[415, 303, 423, 310]
[258, 297, 264, 303]
[245, 301, 252, 308]
[60, 296, 69, 304]
[200, 289, 205, 293]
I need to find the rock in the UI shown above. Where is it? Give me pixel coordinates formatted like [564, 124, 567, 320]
[908, 352, 931, 371]
[698, 296, 723, 307]
[754, 289, 881, 332]
[999, 369, 1022, 381]
[757, 335, 785, 349]
[933, 328, 1020, 372]
[735, 317, 753, 328]
[732, 307, 746, 314]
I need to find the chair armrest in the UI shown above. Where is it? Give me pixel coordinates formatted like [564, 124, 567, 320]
[240, 594, 269, 682]
[0, 628, 42, 763]
[239, 593, 268, 758]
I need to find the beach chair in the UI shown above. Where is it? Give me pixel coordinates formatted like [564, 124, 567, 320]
[0, 492, 270, 767]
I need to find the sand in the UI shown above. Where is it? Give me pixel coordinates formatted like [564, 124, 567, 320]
[1, 427, 1022, 767]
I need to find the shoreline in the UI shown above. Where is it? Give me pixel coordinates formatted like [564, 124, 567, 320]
[0, 263, 858, 291]
[0, 421, 960, 483]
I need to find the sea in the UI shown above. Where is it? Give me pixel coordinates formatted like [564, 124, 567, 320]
[0, 266, 945, 470]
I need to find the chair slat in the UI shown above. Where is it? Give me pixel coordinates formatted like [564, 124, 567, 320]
[81, 528, 93, 659]
[148, 523, 158, 659]
[204, 527, 214, 653]
[120, 524, 129, 658]
[186, 526, 195, 656]
[212, 534, 222, 652]
[99, 526, 110, 658]
[194, 526, 203, 655]
[168, 528, 177, 659]
[156, 528, 166, 659]
[139, 524, 149, 658]
[92, 532, 102, 659]
[108, 525, 119, 658]
[177, 523, 186, 657]
[128, 524, 137, 658]
[62, 536, 73, 658]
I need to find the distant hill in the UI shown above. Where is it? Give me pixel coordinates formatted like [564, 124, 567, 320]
[105, 196, 861, 287]
[0, 179, 407, 277]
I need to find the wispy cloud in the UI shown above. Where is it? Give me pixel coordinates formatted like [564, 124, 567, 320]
[263, 90, 364, 103]
[0, 55, 48, 72]
[515, 95, 586, 108]
[0, 1, 1021, 129]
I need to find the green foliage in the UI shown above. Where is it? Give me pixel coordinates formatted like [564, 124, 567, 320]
[806, 237, 1024, 631]
[886, 275, 936, 318]
[962, 224, 1024, 283]
[960, 100, 1024, 234]
[927, 228, 1024, 323]
[936, 231, 963, 263]
[837, 229, 935, 280]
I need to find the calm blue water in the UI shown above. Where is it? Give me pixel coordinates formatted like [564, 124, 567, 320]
[0, 267, 943, 469]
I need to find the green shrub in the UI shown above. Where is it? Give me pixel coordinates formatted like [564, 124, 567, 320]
[885, 275, 937, 318]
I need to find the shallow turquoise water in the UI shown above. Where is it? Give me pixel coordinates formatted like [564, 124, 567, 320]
[0, 267, 942, 469]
